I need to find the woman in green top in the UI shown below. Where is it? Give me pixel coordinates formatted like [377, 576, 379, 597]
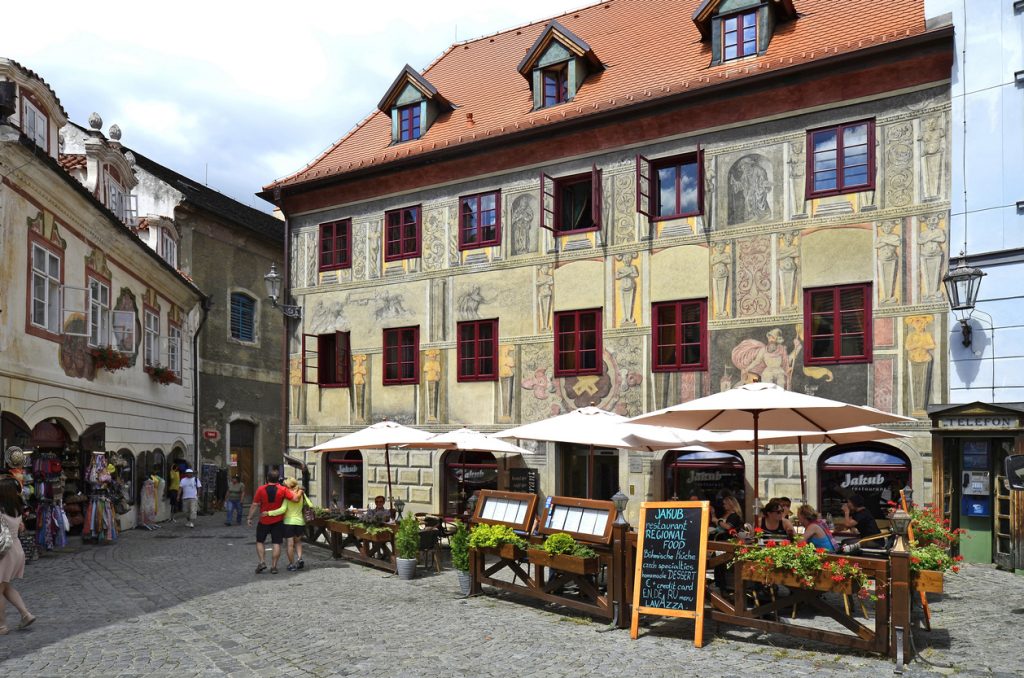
[262, 477, 311, 572]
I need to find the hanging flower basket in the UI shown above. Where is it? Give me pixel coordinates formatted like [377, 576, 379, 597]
[149, 365, 177, 385]
[91, 347, 131, 372]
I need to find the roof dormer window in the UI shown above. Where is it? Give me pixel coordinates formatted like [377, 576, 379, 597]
[693, 0, 797, 67]
[378, 65, 451, 144]
[722, 11, 757, 62]
[22, 97, 47, 150]
[519, 20, 602, 111]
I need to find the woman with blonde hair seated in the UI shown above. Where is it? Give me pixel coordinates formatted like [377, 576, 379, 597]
[796, 504, 836, 552]
[262, 478, 312, 572]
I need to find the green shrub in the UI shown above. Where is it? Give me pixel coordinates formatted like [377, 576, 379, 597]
[540, 532, 596, 559]
[395, 514, 420, 560]
[467, 523, 528, 551]
[450, 520, 470, 572]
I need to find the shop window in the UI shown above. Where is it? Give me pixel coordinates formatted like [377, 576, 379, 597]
[722, 11, 757, 61]
[652, 299, 707, 372]
[88, 276, 111, 347]
[143, 309, 160, 366]
[458, 191, 501, 250]
[818, 444, 910, 520]
[457, 319, 497, 382]
[302, 331, 350, 387]
[443, 450, 498, 515]
[807, 120, 875, 198]
[230, 292, 257, 343]
[384, 206, 421, 261]
[559, 443, 618, 500]
[554, 308, 602, 377]
[325, 451, 363, 510]
[664, 450, 745, 506]
[383, 325, 419, 385]
[22, 97, 47, 149]
[804, 284, 872, 364]
[398, 103, 421, 141]
[319, 218, 352, 271]
[30, 241, 62, 335]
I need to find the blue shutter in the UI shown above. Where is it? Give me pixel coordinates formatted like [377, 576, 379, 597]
[230, 293, 256, 342]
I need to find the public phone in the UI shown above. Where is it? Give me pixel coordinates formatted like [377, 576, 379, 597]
[962, 470, 991, 495]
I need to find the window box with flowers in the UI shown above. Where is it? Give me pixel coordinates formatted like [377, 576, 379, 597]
[468, 523, 529, 561]
[731, 540, 873, 598]
[149, 364, 177, 385]
[91, 346, 131, 372]
[908, 543, 963, 594]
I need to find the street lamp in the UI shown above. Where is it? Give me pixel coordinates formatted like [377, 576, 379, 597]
[889, 507, 912, 553]
[611, 489, 629, 526]
[393, 497, 406, 519]
[263, 263, 301, 320]
[942, 254, 985, 347]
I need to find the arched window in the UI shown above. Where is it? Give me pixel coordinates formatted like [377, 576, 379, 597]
[443, 451, 498, 515]
[818, 444, 911, 520]
[664, 449, 746, 507]
[230, 292, 257, 342]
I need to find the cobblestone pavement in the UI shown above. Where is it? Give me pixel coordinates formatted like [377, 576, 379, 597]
[1, 513, 1021, 677]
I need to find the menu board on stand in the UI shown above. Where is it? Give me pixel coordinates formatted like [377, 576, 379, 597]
[630, 501, 711, 647]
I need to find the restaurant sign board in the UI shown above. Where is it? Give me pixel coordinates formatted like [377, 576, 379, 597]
[630, 501, 710, 647]
[937, 415, 1020, 430]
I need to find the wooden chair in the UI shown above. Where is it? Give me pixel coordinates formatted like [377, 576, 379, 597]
[418, 528, 442, 573]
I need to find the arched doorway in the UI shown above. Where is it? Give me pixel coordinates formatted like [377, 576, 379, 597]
[229, 420, 256, 502]
[325, 451, 363, 510]
[443, 450, 499, 515]
[818, 444, 911, 520]
[664, 449, 746, 509]
[112, 448, 136, 504]
[1, 412, 32, 452]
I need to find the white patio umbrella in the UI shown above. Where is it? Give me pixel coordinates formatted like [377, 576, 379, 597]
[629, 382, 915, 504]
[413, 428, 532, 513]
[308, 421, 434, 510]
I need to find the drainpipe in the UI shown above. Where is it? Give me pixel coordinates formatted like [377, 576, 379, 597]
[192, 295, 212, 475]
[278, 187, 291, 478]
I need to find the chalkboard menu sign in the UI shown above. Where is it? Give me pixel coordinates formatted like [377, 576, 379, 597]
[630, 501, 710, 647]
[508, 468, 538, 494]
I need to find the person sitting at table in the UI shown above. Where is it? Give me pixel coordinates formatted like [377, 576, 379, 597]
[364, 495, 392, 523]
[759, 500, 795, 539]
[837, 494, 884, 548]
[796, 504, 836, 552]
[714, 495, 745, 536]
[776, 496, 793, 521]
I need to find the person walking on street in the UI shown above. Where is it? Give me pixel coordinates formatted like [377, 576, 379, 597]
[167, 464, 181, 523]
[223, 474, 244, 526]
[246, 469, 297, 574]
[179, 468, 201, 528]
[262, 477, 311, 571]
[0, 477, 36, 634]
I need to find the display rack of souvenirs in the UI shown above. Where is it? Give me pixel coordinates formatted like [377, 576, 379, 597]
[138, 470, 163, 530]
[5, 446, 41, 559]
[83, 452, 117, 543]
[30, 451, 70, 551]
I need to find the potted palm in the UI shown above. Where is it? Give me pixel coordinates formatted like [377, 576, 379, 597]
[394, 514, 420, 580]
[527, 532, 599, 575]
[450, 520, 472, 595]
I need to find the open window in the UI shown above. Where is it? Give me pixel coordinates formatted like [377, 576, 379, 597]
[61, 285, 89, 337]
[112, 310, 137, 354]
[303, 332, 350, 388]
[540, 165, 602, 235]
[637, 150, 704, 223]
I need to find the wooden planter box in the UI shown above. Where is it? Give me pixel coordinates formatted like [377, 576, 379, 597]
[527, 549, 599, 575]
[355, 526, 394, 543]
[741, 563, 854, 595]
[307, 518, 328, 528]
[326, 520, 353, 534]
[474, 543, 525, 560]
[911, 569, 944, 593]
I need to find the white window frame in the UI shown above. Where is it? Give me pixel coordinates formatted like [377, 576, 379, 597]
[30, 243, 62, 334]
[112, 310, 137, 354]
[22, 98, 47, 149]
[107, 173, 128, 223]
[160, 228, 178, 268]
[88, 277, 111, 347]
[144, 310, 160, 367]
[167, 323, 181, 375]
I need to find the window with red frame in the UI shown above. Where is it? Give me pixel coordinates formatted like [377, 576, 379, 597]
[652, 299, 707, 372]
[653, 153, 702, 219]
[384, 206, 421, 261]
[807, 121, 874, 198]
[722, 11, 757, 61]
[383, 326, 419, 385]
[319, 219, 351, 271]
[398, 104, 420, 141]
[556, 174, 596, 233]
[804, 284, 872, 364]
[542, 66, 568, 107]
[554, 309, 602, 377]
[457, 319, 497, 382]
[459, 191, 501, 249]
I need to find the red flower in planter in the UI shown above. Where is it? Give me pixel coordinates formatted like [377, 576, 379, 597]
[765, 540, 777, 548]
[753, 527, 764, 535]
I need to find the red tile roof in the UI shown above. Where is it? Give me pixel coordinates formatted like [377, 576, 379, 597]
[265, 0, 929, 192]
[58, 153, 87, 172]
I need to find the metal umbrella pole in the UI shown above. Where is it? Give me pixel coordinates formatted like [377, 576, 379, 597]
[384, 443, 394, 511]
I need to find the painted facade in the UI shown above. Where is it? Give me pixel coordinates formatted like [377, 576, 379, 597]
[266, 2, 954, 524]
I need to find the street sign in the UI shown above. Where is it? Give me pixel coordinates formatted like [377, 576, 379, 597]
[203, 429, 220, 441]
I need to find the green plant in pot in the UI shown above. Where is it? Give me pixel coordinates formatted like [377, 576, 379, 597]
[395, 514, 420, 581]
[467, 523, 528, 554]
[527, 532, 599, 575]
[450, 520, 472, 596]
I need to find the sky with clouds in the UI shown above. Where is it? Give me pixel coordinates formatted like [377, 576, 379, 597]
[4, 0, 576, 212]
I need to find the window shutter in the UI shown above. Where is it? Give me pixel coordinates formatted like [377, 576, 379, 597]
[302, 333, 319, 384]
[635, 154, 652, 220]
[61, 285, 89, 336]
[539, 172, 556, 232]
[111, 310, 137, 353]
[696, 146, 706, 219]
[591, 165, 603, 230]
[336, 330, 350, 387]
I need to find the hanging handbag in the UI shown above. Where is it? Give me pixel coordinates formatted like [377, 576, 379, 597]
[302, 495, 315, 523]
[0, 515, 13, 558]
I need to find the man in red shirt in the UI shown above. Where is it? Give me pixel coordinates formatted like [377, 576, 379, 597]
[246, 469, 297, 574]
